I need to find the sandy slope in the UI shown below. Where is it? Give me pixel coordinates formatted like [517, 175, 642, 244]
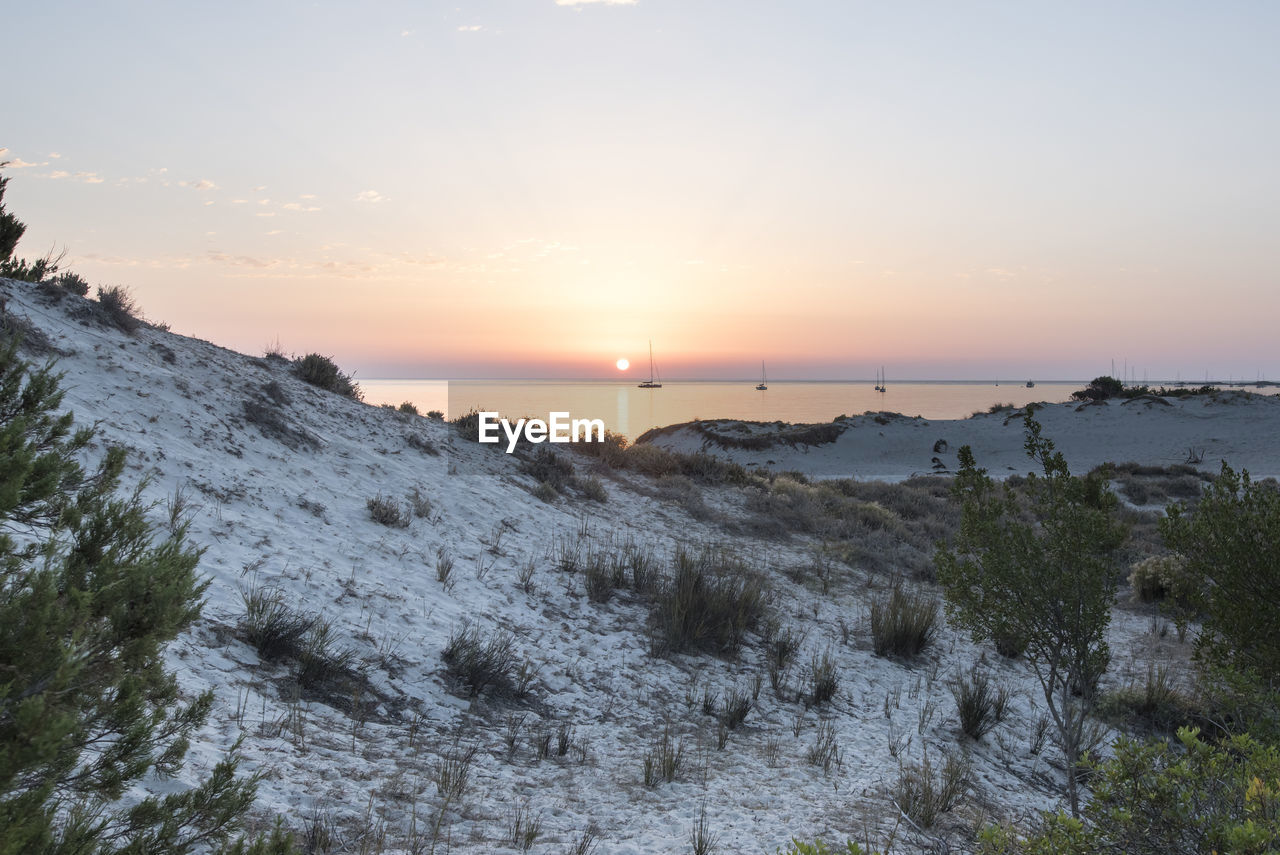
[1, 278, 1190, 854]
[642, 393, 1280, 483]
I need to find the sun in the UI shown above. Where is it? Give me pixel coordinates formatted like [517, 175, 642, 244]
[616, 358, 630, 371]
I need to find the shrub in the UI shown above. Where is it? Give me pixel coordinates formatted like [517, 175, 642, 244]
[406, 432, 439, 455]
[47, 270, 90, 296]
[96, 284, 143, 333]
[719, 687, 753, 730]
[426, 409, 444, 420]
[1071, 375, 1125, 402]
[893, 751, 972, 829]
[642, 724, 684, 786]
[0, 337, 272, 852]
[522, 447, 575, 493]
[580, 475, 608, 503]
[1127, 553, 1189, 603]
[807, 649, 839, 707]
[242, 583, 315, 660]
[869, 581, 938, 658]
[1162, 463, 1280, 682]
[293, 352, 362, 401]
[296, 618, 358, 692]
[397, 401, 418, 415]
[442, 624, 517, 696]
[950, 666, 1011, 740]
[1095, 663, 1203, 736]
[366, 494, 409, 527]
[649, 548, 767, 657]
[936, 414, 1126, 817]
[979, 729, 1280, 855]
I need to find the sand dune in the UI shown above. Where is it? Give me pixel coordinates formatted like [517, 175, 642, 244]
[640, 392, 1280, 482]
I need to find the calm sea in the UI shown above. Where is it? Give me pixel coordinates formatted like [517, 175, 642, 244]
[360, 379, 1083, 442]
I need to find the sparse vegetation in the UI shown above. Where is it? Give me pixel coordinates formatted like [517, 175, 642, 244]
[96, 284, 143, 333]
[293, 352, 362, 401]
[442, 624, 517, 696]
[893, 751, 972, 829]
[950, 666, 1011, 741]
[642, 724, 684, 786]
[649, 546, 768, 657]
[366, 493, 410, 527]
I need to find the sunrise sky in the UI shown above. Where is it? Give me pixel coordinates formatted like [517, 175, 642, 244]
[5, 1, 1278, 380]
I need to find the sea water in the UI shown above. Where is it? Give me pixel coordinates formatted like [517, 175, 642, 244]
[360, 379, 1082, 442]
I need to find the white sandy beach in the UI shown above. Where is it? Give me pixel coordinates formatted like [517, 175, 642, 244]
[0, 276, 1237, 853]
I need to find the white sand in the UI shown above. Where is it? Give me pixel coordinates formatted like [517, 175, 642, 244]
[0, 277, 1218, 853]
[644, 394, 1280, 482]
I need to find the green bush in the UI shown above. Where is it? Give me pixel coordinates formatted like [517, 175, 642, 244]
[96, 284, 142, 333]
[951, 666, 1011, 740]
[397, 401, 418, 415]
[0, 339, 279, 853]
[1162, 463, 1280, 682]
[649, 547, 767, 657]
[869, 581, 937, 658]
[1071, 375, 1125, 401]
[979, 728, 1280, 855]
[293, 353, 362, 401]
[442, 624, 517, 696]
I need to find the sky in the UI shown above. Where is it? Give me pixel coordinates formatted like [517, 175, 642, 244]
[4, 1, 1279, 381]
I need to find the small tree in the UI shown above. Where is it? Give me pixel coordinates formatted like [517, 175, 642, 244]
[0, 166, 58, 282]
[936, 414, 1126, 816]
[1070, 376, 1124, 402]
[0, 337, 285, 853]
[1162, 463, 1280, 684]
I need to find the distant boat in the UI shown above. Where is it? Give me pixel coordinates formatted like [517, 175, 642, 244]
[875, 366, 887, 393]
[755, 361, 768, 391]
[638, 340, 662, 389]
[1026, 380, 1035, 388]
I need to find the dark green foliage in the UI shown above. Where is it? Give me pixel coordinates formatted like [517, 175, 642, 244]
[869, 581, 938, 658]
[0, 340, 273, 853]
[0, 168, 58, 282]
[951, 666, 1011, 740]
[1071, 376, 1125, 401]
[397, 401, 418, 415]
[979, 728, 1280, 855]
[1162, 463, 1280, 683]
[0, 169, 23, 264]
[96, 284, 142, 333]
[442, 624, 517, 696]
[649, 547, 767, 657]
[936, 414, 1126, 816]
[292, 353, 362, 401]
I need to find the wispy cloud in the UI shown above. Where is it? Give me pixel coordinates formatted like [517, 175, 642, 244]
[355, 190, 386, 203]
[282, 202, 322, 212]
[457, 25, 482, 31]
[7, 158, 47, 168]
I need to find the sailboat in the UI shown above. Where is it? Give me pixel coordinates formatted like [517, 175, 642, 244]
[638, 340, 662, 388]
[755, 361, 768, 391]
[1026, 380, 1035, 388]
[875, 366, 887, 393]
